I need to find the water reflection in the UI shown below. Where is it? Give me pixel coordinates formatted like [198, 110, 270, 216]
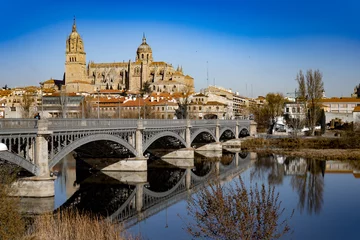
[54, 152, 79, 209]
[50, 152, 360, 239]
[251, 154, 326, 215]
[53, 151, 252, 227]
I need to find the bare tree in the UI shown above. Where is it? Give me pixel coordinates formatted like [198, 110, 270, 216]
[20, 90, 35, 118]
[186, 177, 293, 239]
[175, 84, 193, 119]
[296, 69, 324, 135]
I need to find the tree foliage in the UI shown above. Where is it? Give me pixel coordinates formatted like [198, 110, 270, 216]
[249, 93, 284, 132]
[266, 93, 285, 119]
[140, 81, 152, 96]
[186, 177, 293, 240]
[296, 69, 324, 135]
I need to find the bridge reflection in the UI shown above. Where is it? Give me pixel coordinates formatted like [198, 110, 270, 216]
[51, 150, 253, 228]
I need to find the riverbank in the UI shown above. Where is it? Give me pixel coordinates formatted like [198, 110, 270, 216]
[241, 134, 360, 160]
[0, 165, 134, 240]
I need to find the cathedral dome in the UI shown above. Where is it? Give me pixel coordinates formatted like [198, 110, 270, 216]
[68, 19, 80, 39]
[137, 34, 152, 53]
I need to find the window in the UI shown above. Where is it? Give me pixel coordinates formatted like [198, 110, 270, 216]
[193, 106, 196, 110]
[286, 107, 289, 113]
[199, 107, 202, 110]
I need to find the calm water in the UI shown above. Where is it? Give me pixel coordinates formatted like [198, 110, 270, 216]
[53, 152, 360, 240]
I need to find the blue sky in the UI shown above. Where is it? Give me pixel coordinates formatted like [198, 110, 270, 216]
[0, 0, 359, 97]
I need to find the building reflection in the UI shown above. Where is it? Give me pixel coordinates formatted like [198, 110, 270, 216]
[252, 154, 326, 215]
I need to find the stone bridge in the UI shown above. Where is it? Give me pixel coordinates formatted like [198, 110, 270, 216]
[0, 118, 256, 197]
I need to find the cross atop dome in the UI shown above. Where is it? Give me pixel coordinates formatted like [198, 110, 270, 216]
[142, 33, 146, 44]
[72, 16, 77, 32]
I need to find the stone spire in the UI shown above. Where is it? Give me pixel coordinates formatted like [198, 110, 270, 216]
[72, 16, 77, 32]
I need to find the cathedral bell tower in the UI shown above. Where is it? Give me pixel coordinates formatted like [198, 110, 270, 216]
[65, 17, 86, 86]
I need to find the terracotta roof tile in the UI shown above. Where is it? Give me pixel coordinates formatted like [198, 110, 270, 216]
[353, 106, 360, 112]
[321, 97, 360, 103]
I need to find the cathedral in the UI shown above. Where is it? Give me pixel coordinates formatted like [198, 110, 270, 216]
[64, 19, 194, 94]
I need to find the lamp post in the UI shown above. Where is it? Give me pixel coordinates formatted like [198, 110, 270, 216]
[97, 88, 100, 119]
[165, 101, 168, 119]
[138, 94, 141, 119]
[118, 98, 121, 119]
[81, 96, 85, 119]
[39, 82, 44, 118]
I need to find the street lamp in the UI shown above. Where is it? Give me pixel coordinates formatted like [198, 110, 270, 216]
[138, 94, 141, 119]
[165, 101, 168, 119]
[97, 88, 100, 119]
[118, 97, 121, 119]
[39, 82, 44, 118]
[81, 96, 85, 119]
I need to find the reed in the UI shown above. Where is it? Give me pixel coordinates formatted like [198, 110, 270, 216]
[24, 209, 136, 240]
[0, 165, 25, 240]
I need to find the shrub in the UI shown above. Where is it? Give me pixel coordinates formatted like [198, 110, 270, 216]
[186, 177, 293, 240]
[0, 164, 25, 240]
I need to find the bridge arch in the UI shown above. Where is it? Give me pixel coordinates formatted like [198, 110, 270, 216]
[239, 127, 250, 138]
[190, 128, 216, 144]
[219, 127, 235, 139]
[49, 134, 137, 169]
[0, 151, 39, 176]
[143, 131, 186, 153]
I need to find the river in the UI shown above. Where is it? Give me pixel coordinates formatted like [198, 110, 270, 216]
[51, 152, 360, 239]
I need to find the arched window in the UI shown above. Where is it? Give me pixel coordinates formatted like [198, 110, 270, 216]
[142, 54, 144, 59]
[147, 54, 149, 60]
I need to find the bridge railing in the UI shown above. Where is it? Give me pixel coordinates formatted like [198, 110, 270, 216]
[143, 119, 187, 127]
[47, 119, 138, 130]
[190, 119, 217, 125]
[0, 118, 248, 131]
[0, 119, 38, 129]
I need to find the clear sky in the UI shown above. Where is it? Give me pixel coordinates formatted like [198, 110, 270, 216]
[0, 0, 359, 97]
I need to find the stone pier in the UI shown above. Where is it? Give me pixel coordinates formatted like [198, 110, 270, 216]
[101, 157, 147, 172]
[12, 120, 56, 197]
[195, 142, 222, 151]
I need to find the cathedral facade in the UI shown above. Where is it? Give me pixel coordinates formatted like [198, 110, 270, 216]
[64, 20, 194, 94]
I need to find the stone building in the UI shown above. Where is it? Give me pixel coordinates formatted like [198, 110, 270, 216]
[188, 93, 227, 119]
[64, 19, 194, 94]
[202, 86, 249, 119]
